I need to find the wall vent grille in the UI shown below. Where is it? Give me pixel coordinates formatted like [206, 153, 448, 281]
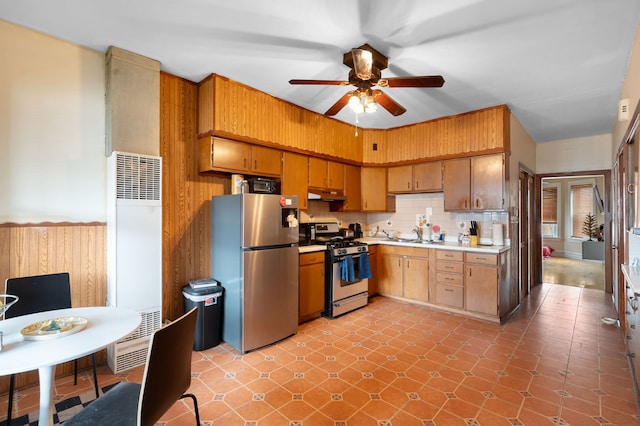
[115, 152, 161, 201]
[107, 308, 161, 373]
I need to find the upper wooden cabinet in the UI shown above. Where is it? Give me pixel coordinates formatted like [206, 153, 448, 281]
[388, 162, 443, 194]
[250, 145, 282, 176]
[342, 164, 361, 211]
[414, 162, 443, 192]
[199, 136, 251, 173]
[282, 152, 309, 210]
[387, 165, 413, 193]
[361, 167, 395, 212]
[443, 154, 504, 211]
[309, 158, 344, 192]
[199, 136, 281, 177]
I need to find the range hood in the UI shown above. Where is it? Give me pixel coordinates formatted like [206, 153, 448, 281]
[308, 191, 346, 201]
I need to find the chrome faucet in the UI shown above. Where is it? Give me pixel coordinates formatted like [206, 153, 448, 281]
[412, 225, 423, 241]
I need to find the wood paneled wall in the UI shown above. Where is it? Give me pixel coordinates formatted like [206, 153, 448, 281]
[200, 75, 507, 166]
[160, 72, 227, 321]
[198, 74, 363, 162]
[363, 105, 509, 164]
[0, 223, 106, 393]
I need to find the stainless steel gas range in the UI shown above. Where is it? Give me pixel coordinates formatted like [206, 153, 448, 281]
[310, 223, 370, 318]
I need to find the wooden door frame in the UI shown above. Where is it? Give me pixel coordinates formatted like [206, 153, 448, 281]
[534, 170, 612, 293]
[519, 164, 537, 299]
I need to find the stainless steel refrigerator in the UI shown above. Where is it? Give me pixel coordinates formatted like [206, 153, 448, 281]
[211, 193, 299, 353]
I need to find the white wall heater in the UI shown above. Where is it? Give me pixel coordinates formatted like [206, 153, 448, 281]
[106, 151, 163, 373]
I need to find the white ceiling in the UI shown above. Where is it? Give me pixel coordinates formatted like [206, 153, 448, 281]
[2, 0, 640, 142]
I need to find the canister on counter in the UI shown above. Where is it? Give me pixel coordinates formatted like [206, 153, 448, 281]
[231, 174, 244, 194]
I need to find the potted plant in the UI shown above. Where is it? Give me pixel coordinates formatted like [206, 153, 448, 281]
[582, 212, 604, 260]
[582, 212, 599, 241]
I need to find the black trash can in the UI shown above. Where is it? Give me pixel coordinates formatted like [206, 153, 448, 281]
[182, 280, 224, 351]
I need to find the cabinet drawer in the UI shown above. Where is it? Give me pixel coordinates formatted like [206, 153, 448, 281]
[435, 284, 464, 309]
[436, 261, 464, 274]
[299, 252, 324, 266]
[436, 250, 463, 262]
[465, 252, 497, 265]
[436, 272, 464, 286]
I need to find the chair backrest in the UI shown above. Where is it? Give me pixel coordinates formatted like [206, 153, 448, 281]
[138, 307, 197, 426]
[5, 273, 72, 318]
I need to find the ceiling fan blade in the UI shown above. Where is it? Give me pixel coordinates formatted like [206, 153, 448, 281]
[352, 49, 373, 80]
[372, 90, 406, 116]
[324, 92, 353, 116]
[289, 79, 350, 86]
[377, 75, 445, 88]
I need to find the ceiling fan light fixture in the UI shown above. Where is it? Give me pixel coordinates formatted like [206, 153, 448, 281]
[348, 90, 377, 114]
[348, 93, 364, 113]
[352, 49, 373, 80]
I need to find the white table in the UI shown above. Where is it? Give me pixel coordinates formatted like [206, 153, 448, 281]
[0, 306, 142, 426]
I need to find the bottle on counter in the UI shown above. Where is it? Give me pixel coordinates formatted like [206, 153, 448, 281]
[424, 223, 432, 241]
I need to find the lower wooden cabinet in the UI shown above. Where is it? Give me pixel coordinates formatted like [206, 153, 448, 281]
[367, 245, 378, 296]
[464, 252, 498, 316]
[378, 246, 429, 302]
[434, 250, 464, 308]
[623, 270, 640, 386]
[299, 252, 325, 323]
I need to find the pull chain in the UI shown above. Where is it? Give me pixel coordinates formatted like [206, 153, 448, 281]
[355, 112, 359, 136]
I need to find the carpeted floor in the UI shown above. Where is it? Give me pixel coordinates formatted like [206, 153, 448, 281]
[542, 256, 605, 290]
[0, 383, 118, 426]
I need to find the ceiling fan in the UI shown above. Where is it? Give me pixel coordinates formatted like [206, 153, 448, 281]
[289, 44, 445, 117]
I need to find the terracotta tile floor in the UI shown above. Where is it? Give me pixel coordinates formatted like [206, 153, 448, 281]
[3, 283, 640, 425]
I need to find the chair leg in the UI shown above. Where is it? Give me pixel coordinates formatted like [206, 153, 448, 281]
[90, 353, 99, 399]
[7, 373, 15, 426]
[74, 359, 78, 385]
[180, 393, 200, 426]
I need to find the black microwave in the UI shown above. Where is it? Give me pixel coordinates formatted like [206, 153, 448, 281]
[247, 177, 278, 194]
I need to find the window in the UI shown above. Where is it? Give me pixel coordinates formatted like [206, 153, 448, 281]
[570, 183, 594, 238]
[542, 186, 558, 238]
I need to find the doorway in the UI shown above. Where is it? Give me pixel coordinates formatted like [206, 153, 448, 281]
[536, 171, 612, 293]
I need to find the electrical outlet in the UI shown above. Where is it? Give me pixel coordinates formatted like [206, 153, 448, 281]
[426, 207, 432, 216]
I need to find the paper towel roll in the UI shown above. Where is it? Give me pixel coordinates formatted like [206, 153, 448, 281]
[492, 223, 504, 246]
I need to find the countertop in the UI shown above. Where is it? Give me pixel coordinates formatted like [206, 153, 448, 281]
[298, 238, 510, 254]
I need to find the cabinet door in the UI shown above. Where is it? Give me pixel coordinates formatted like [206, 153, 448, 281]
[308, 157, 327, 189]
[414, 161, 443, 192]
[343, 164, 362, 211]
[251, 145, 281, 177]
[327, 161, 344, 191]
[199, 136, 251, 173]
[367, 249, 378, 296]
[282, 152, 309, 210]
[299, 260, 325, 322]
[443, 158, 471, 210]
[361, 167, 389, 211]
[465, 264, 498, 315]
[388, 165, 413, 193]
[378, 254, 403, 297]
[471, 154, 503, 210]
[403, 257, 429, 301]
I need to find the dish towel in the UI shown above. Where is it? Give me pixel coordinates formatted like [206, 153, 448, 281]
[359, 253, 372, 279]
[341, 256, 355, 282]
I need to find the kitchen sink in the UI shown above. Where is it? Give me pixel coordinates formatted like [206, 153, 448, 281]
[387, 238, 436, 244]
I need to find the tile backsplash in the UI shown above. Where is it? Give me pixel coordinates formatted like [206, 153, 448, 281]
[300, 193, 509, 243]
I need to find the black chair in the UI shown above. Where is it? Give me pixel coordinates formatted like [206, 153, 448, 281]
[63, 308, 201, 426]
[4, 272, 100, 424]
